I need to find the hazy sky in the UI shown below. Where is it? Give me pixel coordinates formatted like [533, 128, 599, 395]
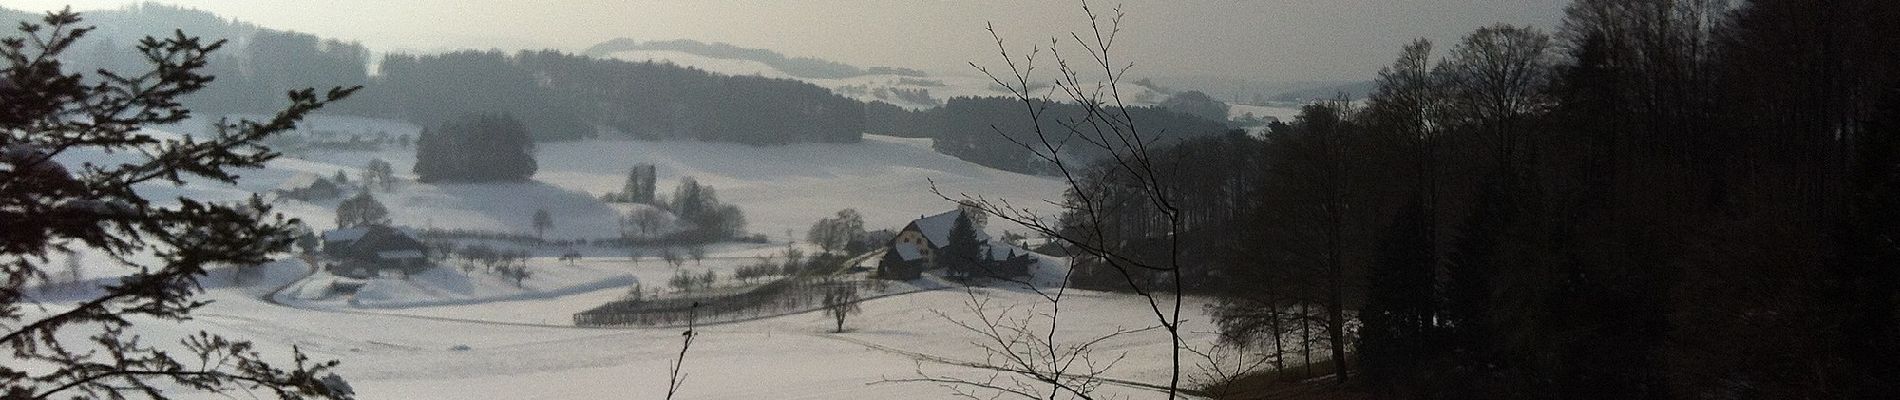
[11, 0, 1569, 82]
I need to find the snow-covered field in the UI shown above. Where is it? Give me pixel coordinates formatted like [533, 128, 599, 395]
[163, 259, 1226, 399]
[127, 115, 1063, 242]
[18, 114, 1258, 398]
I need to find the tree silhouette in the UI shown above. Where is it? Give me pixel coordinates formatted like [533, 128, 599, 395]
[0, 10, 356, 399]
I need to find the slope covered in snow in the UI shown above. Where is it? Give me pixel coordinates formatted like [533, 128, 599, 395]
[25, 113, 1274, 399]
[118, 115, 1061, 242]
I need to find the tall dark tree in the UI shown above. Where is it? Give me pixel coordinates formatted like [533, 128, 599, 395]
[1833, 87, 1900, 398]
[1357, 195, 1437, 388]
[940, 212, 983, 278]
[0, 10, 354, 399]
[531, 208, 554, 239]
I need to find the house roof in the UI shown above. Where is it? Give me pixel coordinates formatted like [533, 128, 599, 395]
[906, 209, 989, 248]
[323, 225, 426, 261]
[893, 242, 925, 261]
[376, 250, 426, 259]
[276, 172, 330, 191]
[321, 227, 369, 243]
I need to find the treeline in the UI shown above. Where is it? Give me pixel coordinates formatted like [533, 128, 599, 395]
[6, 4, 377, 117]
[866, 96, 1231, 174]
[1060, 0, 1900, 397]
[17, 4, 866, 145]
[367, 50, 865, 144]
[580, 38, 919, 80]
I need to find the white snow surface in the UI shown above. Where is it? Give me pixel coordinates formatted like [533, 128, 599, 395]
[21, 114, 1260, 399]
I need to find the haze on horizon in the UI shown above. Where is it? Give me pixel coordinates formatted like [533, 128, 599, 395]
[9, 0, 1566, 83]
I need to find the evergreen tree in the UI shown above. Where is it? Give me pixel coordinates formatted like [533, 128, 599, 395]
[940, 212, 983, 278]
[1358, 195, 1438, 388]
[0, 11, 354, 398]
[1834, 87, 1900, 397]
[1443, 176, 1507, 355]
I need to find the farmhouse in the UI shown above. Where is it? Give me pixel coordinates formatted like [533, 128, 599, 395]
[889, 209, 986, 268]
[270, 172, 341, 201]
[878, 209, 1033, 280]
[321, 224, 429, 278]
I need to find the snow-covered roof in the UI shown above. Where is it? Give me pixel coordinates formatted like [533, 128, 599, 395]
[377, 250, 426, 259]
[322, 226, 420, 244]
[276, 172, 327, 190]
[893, 242, 925, 261]
[907, 209, 989, 248]
[322, 227, 369, 243]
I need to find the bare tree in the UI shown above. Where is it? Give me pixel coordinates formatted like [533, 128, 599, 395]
[665, 303, 698, 400]
[824, 283, 863, 333]
[1185, 338, 1277, 398]
[909, 2, 1195, 398]
[662, 247, 685, 269]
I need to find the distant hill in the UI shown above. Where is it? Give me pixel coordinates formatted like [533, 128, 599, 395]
[1147, 75, 1376, 104]
[583, 38, 923, 80]
[1270, 80, 1378, 102]
[2, 3, 261, 51]
[4, 5, 865, 146]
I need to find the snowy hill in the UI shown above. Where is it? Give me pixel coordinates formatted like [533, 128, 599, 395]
[26, 113, 1265, 399]
[125, 115, 1061, 241]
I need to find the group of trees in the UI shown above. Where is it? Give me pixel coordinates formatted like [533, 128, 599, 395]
[449, 243, 532, 287]
[664, 177, 747, 242]
[667, 269, 719, 292]
[1157, 90, 1230, 123]
[335, 191, 391, 229]
[412, 113, 537, 182]
[8, 5, 869, 146]
[602, 164, 658, 203]
[806, 208, 868, 255]
[1042, 0, 1900, 397]
[359, 158, 396, 192]
[733, 247, 839, 282]
[868, 96, 1233, 174]
[1056, 131, 1263, 290]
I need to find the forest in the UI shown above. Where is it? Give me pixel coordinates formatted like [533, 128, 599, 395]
[867, 96, 1233, 174]
[1046, 0, 1900, 397]
[3, 4, 865, 145]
